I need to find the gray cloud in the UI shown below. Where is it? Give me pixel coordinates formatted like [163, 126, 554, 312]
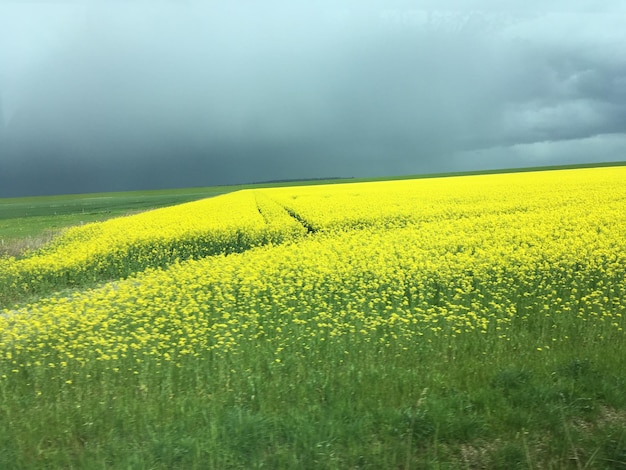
[1, 2, 626, 196]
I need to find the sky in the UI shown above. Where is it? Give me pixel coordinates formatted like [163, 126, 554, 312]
[1, 1, 625, 197]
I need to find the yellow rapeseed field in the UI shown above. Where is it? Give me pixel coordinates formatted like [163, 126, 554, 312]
[0, 190, 306, 299]
[1, 167, 625, 377]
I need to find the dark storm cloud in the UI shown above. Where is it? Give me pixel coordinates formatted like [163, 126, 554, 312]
[1, 1, 626, 196]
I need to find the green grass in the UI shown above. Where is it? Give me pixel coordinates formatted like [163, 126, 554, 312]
[2, 321, 625, 468]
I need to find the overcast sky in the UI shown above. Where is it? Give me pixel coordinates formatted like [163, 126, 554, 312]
[1, 1, 625, 197]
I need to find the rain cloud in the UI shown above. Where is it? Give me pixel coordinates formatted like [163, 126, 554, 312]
[1, 1, 626, 196]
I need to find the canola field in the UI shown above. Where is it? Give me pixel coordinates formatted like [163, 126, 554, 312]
[1, 166, 625, 468]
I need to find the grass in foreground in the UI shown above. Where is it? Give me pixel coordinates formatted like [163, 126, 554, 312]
[2, 338, 625, 468]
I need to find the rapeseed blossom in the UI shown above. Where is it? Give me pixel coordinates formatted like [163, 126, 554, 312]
[0, 190, 306, 302]
[1, 167, 625, 379]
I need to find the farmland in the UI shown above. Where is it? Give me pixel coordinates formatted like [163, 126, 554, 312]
[1, 166, 626, 468]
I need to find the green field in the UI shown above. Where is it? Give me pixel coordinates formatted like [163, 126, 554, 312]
[1, 163, 625, 469]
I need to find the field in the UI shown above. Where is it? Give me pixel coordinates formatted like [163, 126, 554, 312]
[1, 166, 626, 468]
